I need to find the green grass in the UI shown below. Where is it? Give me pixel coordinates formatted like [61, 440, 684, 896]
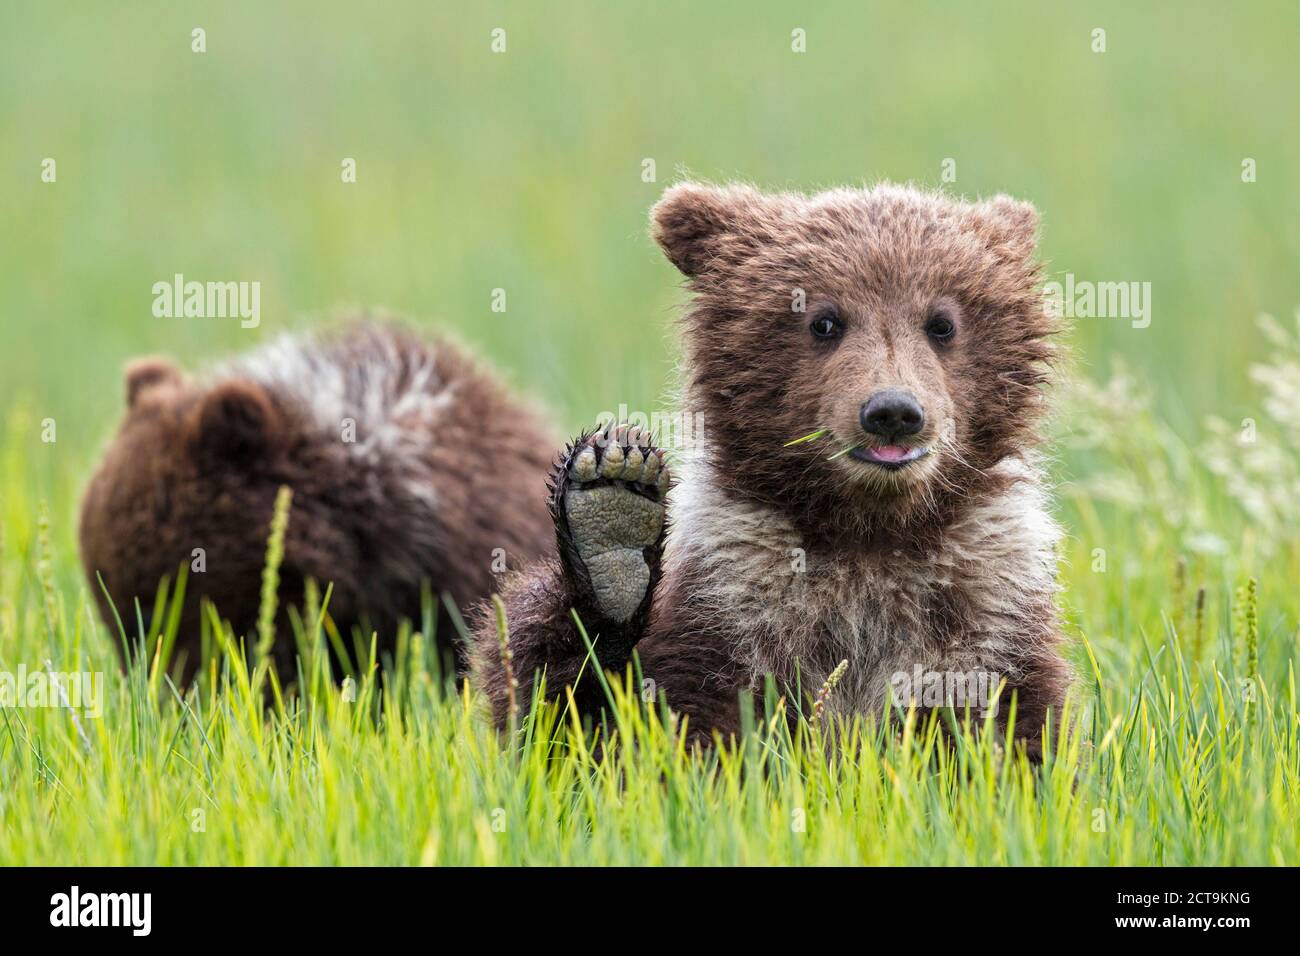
[1, 0, 1298, 864]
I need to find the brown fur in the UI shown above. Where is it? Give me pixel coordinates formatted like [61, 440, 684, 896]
[80, 318, 555, 680]
[471, 182, 1072, 759]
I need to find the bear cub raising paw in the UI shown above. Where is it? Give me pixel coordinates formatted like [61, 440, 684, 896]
[471, 181, 1073, 759]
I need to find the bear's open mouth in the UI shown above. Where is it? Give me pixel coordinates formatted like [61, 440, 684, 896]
[849, 444, 931, 470]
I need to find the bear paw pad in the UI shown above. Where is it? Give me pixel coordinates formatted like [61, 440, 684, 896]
[556, 423, 668, 625]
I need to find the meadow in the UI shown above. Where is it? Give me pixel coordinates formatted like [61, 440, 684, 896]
[0, 1, 1297, 865]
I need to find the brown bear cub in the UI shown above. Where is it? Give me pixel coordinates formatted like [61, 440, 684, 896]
[471, 182, 1072, 759]
[81, 319, 555, 680]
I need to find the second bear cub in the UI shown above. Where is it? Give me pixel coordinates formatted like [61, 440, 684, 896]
[81, 320, 555, 679]
[472, 182, 1071, 758]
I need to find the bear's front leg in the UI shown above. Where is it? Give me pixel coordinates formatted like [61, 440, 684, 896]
[997, 653, 1072, 764]
[470, 423, 669, 727]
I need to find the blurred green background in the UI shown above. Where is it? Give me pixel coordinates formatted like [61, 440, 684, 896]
[2, 0, 1297, 483]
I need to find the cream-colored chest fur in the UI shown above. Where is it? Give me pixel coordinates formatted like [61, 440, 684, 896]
[663, 454, 1060, 716]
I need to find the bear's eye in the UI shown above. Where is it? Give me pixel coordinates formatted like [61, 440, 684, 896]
[925, 308, 956, 344]
[809, 309, 843, 341]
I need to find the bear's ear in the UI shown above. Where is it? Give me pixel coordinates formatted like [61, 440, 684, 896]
[187, 379, 281, 463]
[969, 195, 1040, 263]
[125, 357, 184, 408]
[651, 181, 783, 277]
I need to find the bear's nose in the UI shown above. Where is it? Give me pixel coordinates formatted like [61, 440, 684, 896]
[860, 390, 925, 440]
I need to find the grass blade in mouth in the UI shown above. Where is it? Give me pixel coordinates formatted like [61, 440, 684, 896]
[784, 428, 828, 447]
[827, 443, 862, 461]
